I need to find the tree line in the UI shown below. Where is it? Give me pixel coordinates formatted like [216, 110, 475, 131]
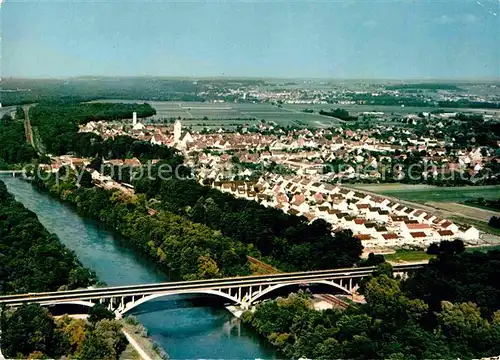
[0, 180, 96, 294]
[319, 108, 358, 121]
[76, 133, 184, 163]
[0, 180, 127, 359]
[0, 120, 37, 169]
[1, 303, 126, 359]
[32, 171, 253, 280]
[29, 102, 156, 155]
[131, 177, 363, 271]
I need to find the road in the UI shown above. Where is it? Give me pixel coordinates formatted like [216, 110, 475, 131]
[122, 329, 154, 360]
[24, 108, 34, 147]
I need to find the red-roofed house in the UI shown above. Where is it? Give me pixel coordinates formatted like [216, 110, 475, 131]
[438, 230, 455, 240]
[410, 232, 427, 238]
[440, 220, 459, 232]
[124, 158, 142, 167]
[291, 193, 309, 213]
[406, 223, 431, 231]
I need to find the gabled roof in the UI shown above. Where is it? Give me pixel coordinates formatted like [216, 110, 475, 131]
[411, 232, 427, 238]
[407, 223, 431, 230]
[383, 233, 399, 240]
[441, 220, 453, 228]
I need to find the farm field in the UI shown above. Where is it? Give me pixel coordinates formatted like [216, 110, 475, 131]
[91, 99, 494, 128]
[91, 99, 345, 128]
[283, 103, 437, 115]
[466, 245, 500, 253]
[370, 185, 500, 203]
[282, 103, 500, 116]
[349, 183, 438, 192]
[384, 245, 500, 264]
[426, 202, 499, 223]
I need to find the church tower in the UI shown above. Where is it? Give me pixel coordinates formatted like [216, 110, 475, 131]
[174, 119, 182, 143]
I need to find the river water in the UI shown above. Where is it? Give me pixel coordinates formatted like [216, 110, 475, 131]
[2, 177, 275, 359]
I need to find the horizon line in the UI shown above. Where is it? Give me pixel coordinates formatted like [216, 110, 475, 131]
[2, 75, 500, 83]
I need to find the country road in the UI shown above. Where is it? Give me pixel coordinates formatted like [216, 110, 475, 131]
[24, 111, 34, 147]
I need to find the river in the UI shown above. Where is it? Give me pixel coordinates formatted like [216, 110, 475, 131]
[2, 177, 275, 359]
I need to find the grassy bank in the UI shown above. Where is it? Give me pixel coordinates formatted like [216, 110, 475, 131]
[120, 317, 167, 360]
[384, 250, 434, 263]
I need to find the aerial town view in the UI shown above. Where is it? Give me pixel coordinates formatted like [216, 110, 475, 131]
[0, 0, 499, 359]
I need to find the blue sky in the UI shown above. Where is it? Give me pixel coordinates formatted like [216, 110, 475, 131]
[2, 0, 499, 79]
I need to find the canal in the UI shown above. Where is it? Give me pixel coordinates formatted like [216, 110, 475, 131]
[2, 177, 275, 359]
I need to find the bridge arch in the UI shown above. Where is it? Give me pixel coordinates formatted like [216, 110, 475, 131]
[248, 280, 352, 305]
[122, 289, 241, 314]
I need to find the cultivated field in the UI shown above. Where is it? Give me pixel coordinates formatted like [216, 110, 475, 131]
[93, 99, 494, 128]
[349, 183, 437, 192]
[92, 100, 345, 128]
[372, 185, 500, 203]
[426, 202, 499, 223]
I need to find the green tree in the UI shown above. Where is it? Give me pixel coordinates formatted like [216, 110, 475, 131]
[79, 170, 94, 188]
[1, 304, 56, 358]
[1, 113, 13, 122]
[15, 106, 25, 120]
[196, 254, 221, 279]
[78, 333, 115, 360]
[88, 304, 115, 324]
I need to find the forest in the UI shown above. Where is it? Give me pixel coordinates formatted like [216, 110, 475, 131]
[76, 133, 185, 163]
[1, 78, 209, 106]
[32, 171, 254, 280]
[131, 177, 363, 271]
[0, 181, 126, 359]
[243, 248, 500, 359]
[29, 102, 156, 155]
[319, 108, 358, 121]
[0, 180, 96, 294]
[1, 303, 126, 359]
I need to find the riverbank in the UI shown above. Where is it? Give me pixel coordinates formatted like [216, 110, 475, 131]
[120, 317, 167, 360]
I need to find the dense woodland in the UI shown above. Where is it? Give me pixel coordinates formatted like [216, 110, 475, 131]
[29, 102, 156, 155]
[0, 78, 219, 106]
[132, 177, 363, 271]
[0, 181, 126, 359]
[0, 180, 95, 294]
[244, 249, 500, 359]
[33, 171, 254, 280]
[76, 133, 184, 163]
[0, 120, 37, 169]
[1, 303, 126, 359]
